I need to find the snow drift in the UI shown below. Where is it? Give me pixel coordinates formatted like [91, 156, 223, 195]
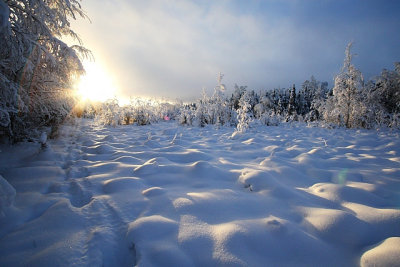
[0, 119, 399, 266]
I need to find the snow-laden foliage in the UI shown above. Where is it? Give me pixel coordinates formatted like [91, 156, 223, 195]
[322, 42, 367, 128]
[69, 43, 397, 131]
[179, 104, 195, 126]
[236, 91, 253, 133]
[178, 43, 399, 130]
[92, 98, 181, 127]
[179, 73, 235, 127]
[319, 43, 400, 129]
[194, 90, 209, 127]
[107, 48, 397, 131]
[0, 0, 90, 142]
[363, 62, 400, 128]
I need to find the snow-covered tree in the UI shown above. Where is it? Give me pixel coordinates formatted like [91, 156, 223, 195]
[0, 0, 90, 141]
[179, 104, 195, 126]
[299, 76, 316, 115]
[374, 64, 400, 115]
[311, 81, 328, 120]
[231, 84, 247, 110]
[287, 84, 297, 119]
[236, 91, 253, 133]
[323, 42, 366, 128]
[299, 76, 329, 121]
[211, 72, 231, 125]
[194, 89, 209, 127]
[192, 72, 233, 126]
[361, 63, 400, 128]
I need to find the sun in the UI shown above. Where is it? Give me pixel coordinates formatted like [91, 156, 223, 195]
[75, 60, 117, 102]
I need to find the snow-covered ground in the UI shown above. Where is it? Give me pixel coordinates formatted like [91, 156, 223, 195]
[1, 119, 400, 266]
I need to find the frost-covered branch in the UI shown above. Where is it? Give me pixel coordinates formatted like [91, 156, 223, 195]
[0, 0, 91, 142]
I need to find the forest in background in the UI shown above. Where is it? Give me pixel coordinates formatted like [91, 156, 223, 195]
[82, 43, 400, 133]
[1, 1, 399, 144]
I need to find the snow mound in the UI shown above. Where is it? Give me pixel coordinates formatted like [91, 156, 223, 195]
[360, 237, 400, 267]
[1, 120, 399, 266]
[302, 207, 370, 247]
[307, 183, 386, 206]
[142, 187, 165, 197]
[103, 177, 142, 194]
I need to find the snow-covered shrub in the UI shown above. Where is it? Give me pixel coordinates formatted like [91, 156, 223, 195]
[204, 73, 234, 126]
[253, 103, 265, 119]
[121, 107, 133, 125]
[180, 73, 235, 127]
[94, 98, 182, 127]
[72, 101, 98, 119]
[130, 98, 160, 125]
[156, 102, 180, 122]
[179, 105, 195, 126]
[259, 110, 280, 126]
[97, 99, 122, 127]
[134, 109, 151, 126]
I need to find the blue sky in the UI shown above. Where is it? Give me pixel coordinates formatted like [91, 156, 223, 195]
[73, 0, 400, 101]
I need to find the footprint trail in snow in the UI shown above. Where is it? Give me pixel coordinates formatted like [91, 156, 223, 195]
[0, 119, 400, 266]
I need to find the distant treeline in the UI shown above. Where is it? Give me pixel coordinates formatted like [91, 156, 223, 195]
[86, 44, 399, 133]
[179, 43, 400, 131]
[1, 0, 399, 146]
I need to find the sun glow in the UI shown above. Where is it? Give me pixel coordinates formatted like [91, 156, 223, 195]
[75, 61, 118, 102]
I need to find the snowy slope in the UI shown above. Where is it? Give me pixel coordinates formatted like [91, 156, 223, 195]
[0, 119, 399, 266]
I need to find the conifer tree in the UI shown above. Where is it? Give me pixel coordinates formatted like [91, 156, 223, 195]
[288, 84, 297, 117]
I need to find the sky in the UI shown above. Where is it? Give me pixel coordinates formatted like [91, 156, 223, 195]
[71, 0, 400, 102]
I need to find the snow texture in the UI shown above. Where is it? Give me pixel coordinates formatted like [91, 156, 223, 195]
[0, 119, 399, 266]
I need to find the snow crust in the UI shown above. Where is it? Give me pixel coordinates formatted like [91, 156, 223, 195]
[0, 119, 399, 266]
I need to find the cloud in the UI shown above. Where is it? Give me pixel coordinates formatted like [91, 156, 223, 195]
[72, 0, 400, 101]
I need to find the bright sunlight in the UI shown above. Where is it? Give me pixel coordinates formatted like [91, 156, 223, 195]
[76, 61, 118, 102]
